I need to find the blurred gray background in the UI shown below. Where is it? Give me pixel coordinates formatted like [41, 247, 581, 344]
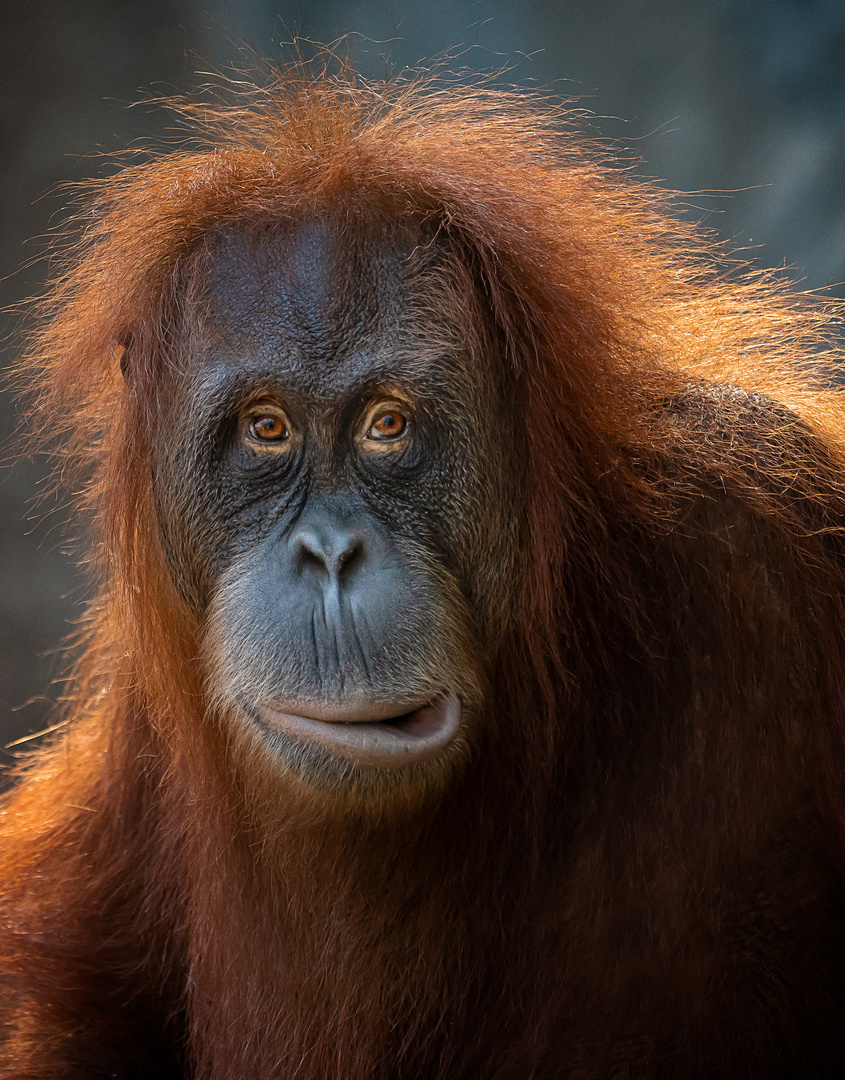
[2, 0, 844, 764]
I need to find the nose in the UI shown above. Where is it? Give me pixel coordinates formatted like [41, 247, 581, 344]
[289, 517, 366, 586]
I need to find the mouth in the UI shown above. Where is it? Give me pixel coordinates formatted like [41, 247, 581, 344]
[256, 693, 462, 766]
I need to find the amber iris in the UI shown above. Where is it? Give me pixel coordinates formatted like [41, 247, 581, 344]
[250, 415, 288, 441]
[369, 409, 408, 440]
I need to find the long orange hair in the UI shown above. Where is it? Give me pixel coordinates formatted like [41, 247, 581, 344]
[4, 62, 845, 1078]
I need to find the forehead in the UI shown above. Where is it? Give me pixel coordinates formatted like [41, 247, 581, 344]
[193, 218, 440, 396]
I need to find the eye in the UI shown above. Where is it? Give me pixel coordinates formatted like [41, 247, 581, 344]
[244, 407, 291, 447]
[367, 408, 409, 442]
[251, 415, 288, 440]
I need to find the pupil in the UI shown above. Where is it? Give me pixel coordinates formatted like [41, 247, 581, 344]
[377, 412, 403, 435]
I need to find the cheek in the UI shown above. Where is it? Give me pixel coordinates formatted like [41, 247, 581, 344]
[152, 458, 238, 614]
[424, 436, 518, 631]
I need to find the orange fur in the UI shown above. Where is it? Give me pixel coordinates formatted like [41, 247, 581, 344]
[3, 65, 845, 1078]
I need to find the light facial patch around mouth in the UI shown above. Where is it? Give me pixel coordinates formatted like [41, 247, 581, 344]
[256, 694, 461, 766]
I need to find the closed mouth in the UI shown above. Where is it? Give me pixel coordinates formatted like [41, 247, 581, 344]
[256, 693, 461, 766]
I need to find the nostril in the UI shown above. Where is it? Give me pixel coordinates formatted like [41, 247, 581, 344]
[336, 539, 364, 580]
[296, 539, 328, 575]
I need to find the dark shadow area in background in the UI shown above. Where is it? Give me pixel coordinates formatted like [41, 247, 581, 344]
[1, 0, 843, 774]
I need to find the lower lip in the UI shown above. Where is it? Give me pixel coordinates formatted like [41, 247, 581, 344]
[256, 694, 462, 766]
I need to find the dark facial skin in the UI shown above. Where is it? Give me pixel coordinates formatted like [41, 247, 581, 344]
[151, 219, 517, 787]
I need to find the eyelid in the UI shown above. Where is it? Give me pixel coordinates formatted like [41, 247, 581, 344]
[362, 399, 412, 428]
